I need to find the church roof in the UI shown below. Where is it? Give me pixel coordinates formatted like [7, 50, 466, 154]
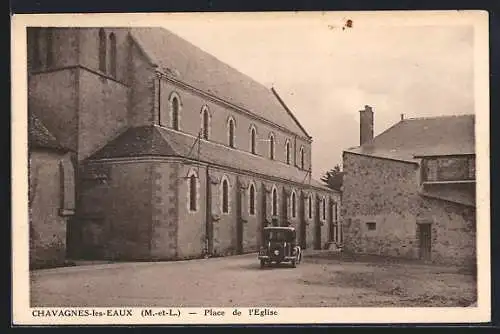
[130, 28, 310, 139]
[345, 114, 475, 163]
[89, 125, 332, 192]
[28, 112, 69, 152]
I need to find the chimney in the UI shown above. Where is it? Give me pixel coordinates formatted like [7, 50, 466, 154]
[359, 105, 374, 146]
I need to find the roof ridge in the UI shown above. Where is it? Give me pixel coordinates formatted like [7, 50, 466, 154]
[405, 114, 475, 121]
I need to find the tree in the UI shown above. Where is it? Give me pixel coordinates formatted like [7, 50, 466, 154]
[321, 164, 344, 191]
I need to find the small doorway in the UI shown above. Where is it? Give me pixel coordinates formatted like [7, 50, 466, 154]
[418, 223, 432, 261]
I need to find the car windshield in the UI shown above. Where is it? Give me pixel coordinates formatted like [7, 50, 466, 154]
[265, 230, 292, 242]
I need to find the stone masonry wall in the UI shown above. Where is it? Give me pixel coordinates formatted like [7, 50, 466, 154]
[175, 163, 206, 259]
[157, 79, 312, 171]
[78, 161, 153, 260]
[29, 151, 69, 268]
[150, 161, 179, 259]
[342, 152, 476, 266]
[77, 68, 129, 160]
[28, 69, 79, 151]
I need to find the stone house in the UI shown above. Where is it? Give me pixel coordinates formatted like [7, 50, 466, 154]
[342, 106, 475, 266]
[28, 111, 76, 268]
[27, 27, 340, 262]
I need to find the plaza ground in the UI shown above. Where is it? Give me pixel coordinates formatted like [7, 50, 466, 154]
[30, 252, 476, 307]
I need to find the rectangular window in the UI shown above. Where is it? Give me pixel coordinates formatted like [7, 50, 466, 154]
[366, 222, 376, 231]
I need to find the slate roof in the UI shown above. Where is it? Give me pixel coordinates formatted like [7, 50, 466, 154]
[130, 28, 309, 139]
[345, 114, 475, 163]
[90, 125, 332, 191]
[28, 112, 68, 151]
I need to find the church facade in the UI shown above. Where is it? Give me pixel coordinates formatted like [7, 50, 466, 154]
[27, 27, 341, 262]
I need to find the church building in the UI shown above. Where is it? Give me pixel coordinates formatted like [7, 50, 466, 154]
[27, 27, 341, 263]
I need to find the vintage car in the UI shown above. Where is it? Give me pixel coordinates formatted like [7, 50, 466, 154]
[258, 226, 302, 268]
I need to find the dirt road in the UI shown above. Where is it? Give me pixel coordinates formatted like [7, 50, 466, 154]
[30, 253, 476, 307]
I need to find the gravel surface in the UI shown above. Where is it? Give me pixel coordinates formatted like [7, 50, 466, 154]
[30, 253, 476, 307]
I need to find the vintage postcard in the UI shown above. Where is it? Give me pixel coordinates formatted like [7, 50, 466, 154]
[11, 11, 490, 325]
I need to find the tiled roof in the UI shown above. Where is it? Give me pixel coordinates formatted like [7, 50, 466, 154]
[28, 112, 68, 151]
[345, 114, 475, 163]
[420, 182, 475, 207]
[130, 28, 309, 139]
[90, 126, 177, 158]
[90, 125, 332, 192]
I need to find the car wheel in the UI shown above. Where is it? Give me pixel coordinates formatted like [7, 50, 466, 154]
[260, 259, 266, 268]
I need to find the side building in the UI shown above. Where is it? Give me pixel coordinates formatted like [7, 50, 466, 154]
[342, 106, 475, 266]
[27, 27, 340, 264]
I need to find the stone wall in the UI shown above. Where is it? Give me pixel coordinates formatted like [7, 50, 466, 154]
[175, 163, 206, 259]
[78, 28, 130, 85]
[128, 37, 157, 127]
[342, 152, 476, 266]
[78, 160, 153, 260]
[150, 161, 179, 260]
[29, 151, 71, 268]
[157, 79, 312, 170]
[77, 68, 129, 160]
[28, 69, 79, 151]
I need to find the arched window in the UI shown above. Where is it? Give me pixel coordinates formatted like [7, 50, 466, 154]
[46, 28, 54, 67]
[250, 126, 256, 154]
[285, 139, 291, 164]
[300, 146, 305, 170]
[201, 106, 210, 140]
[228, 118, 235, 148]
[170, 94, 180, 130]
[222, 178, 229, 214]
[249, 183, 256, 215]
[322, 197, 326, 220]
[109, 33, 117, 78]
[189, 174, 197, 212]
[308, 194, 312, 219]
[291, 191, 296, 218]
[98, 28, 107, 73]
[272, 187, 278, 216]
[269, 134, 275, 160]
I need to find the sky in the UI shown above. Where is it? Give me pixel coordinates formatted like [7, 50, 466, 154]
[159, 13, 475, 180]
